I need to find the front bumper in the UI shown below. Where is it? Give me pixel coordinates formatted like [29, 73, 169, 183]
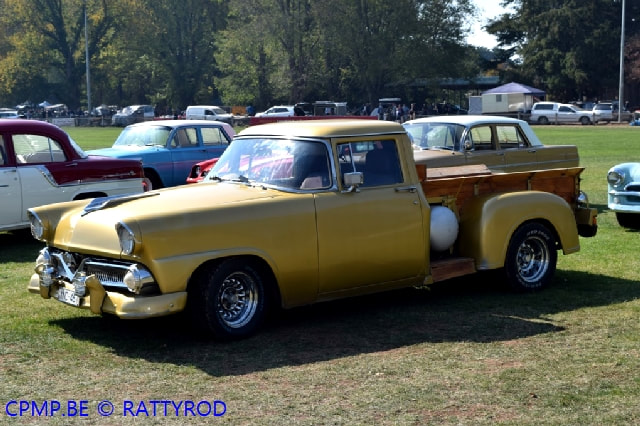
[28, 247, 188, 318]
[28, 273, 187, 318]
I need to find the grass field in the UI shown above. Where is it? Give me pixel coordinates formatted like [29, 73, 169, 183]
[1, 124, 639, 424]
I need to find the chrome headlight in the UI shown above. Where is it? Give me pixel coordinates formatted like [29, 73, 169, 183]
[577, 190, 589, 206]
[28, 210, 45, 241]
[116, 222, 136, 255]
[607, 168, 625, 186]
[123, 264, 154, 294]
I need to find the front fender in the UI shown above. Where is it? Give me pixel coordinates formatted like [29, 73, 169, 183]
[457, 191, 580, 270]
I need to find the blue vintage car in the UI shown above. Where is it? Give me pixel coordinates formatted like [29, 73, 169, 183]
[88, 120, 235, 189]
[607, 162, 640, 228]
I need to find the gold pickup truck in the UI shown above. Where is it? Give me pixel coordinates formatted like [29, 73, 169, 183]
[27, 120, 598, 340]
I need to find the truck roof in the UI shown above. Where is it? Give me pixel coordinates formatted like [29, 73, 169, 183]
[237, 119, 406, 138]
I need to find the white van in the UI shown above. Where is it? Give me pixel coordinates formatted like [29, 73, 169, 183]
[185, 105, 233, 124]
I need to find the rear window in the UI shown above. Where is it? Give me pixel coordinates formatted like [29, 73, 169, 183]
[534, 104, 554, 111]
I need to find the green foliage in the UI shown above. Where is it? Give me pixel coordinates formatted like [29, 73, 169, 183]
[488, 0, 640, 101]
[0, 0, 479, 111]
[1, 0, 639, 112]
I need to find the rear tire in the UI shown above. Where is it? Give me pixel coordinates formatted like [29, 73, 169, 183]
[503, 222, 557, 292]
[188, 259, 266, 340]
[143, 169, 163, 189]
[538, 116, 549, 125]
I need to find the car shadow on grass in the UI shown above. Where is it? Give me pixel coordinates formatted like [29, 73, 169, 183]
[50, 269, 640, 377]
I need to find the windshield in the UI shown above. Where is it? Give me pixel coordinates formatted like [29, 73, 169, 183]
[206, 137, 331, 190]
[113, 126, 171, 147]
[403, 123, 465, 150]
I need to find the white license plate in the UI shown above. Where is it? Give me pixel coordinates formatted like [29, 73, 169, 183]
[56, 287, 80, 306]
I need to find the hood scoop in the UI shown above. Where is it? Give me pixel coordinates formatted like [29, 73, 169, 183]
[82, 192, 159, 216]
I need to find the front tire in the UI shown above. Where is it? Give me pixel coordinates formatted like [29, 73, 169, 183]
[580, 116, 591, 125]
[503, 222, 557, 292]
[616, 212, 640, 229]
[189, 259, 266, 340]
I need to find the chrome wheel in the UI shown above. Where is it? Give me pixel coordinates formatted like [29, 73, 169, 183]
[504, 223, 557, 292]
[216, 271, 259, 328]
[188, 259, 267, 340]
[515, 234, 550, 284]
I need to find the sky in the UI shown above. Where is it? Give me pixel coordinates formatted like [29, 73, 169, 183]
[467, 0, 507, 49]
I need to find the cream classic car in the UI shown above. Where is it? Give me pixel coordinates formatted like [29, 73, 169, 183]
[404, 115, 580, 172]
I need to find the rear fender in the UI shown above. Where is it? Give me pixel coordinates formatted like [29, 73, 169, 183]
[457, 191, 580, 270]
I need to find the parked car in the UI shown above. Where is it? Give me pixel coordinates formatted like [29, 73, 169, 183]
[186, 157, 219, 183]
[403, 115, 580, 172]
[185, 105, 233, 124]
[529, 102, 592, 125]
[112, 104, 155, 126]
[87, 120, 235, 189]
[255, 106, 295, 118]
[0, 119, 145, 232]
[0, 108, 19, 119]
[592, 102, 633, 124]
[607, 162, 640, 228]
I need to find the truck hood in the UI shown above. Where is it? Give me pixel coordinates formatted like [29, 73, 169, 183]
[35, 182, 311, 259]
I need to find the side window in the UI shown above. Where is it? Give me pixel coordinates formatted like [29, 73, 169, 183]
[201, 127, 229, 146]
[496, 125, 527, 149]
[173, 128, 196, 147]
[336, 139, 400, 187]
[13, 134, 67, 163]
[469, 126, 493, 150]
[204, 110, 214, 116]
[559, 106, 571, 113]
[0, 136, 6, 165]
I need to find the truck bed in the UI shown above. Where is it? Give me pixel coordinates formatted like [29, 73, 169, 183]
[417, 164, 583, 212]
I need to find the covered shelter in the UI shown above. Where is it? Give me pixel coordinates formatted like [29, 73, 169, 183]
[481, 82, 545, 114]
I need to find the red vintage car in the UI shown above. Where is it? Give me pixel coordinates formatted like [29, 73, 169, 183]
[186, 157, 219, 183]
[0, 119, 145, 231]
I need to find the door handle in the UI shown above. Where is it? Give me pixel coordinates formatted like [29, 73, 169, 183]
[395, 185, 417, 193]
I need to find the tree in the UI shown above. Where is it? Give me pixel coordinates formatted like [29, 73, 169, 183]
[486, 0, 632, 102]
[0, 0, 124, 109]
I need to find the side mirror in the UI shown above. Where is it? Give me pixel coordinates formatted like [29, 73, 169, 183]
[463, 138, 473, 151]
[342, 172, 363, 193]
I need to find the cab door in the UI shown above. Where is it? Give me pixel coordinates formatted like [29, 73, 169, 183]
[314, 138, 427, 295]
[0, 136, 23, 228]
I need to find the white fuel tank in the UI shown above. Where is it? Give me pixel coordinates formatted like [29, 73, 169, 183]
[430, 205, 459, 251]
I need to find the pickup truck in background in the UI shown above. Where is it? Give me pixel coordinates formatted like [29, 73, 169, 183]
[27, 120, 598, 340]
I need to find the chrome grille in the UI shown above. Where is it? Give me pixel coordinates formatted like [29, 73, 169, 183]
[84, 261, 129, 287]
[625, 184, 640, 192]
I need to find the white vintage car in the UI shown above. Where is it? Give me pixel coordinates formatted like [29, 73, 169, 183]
[0, 119, 145, 232]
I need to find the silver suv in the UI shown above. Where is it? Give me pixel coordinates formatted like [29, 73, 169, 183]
[592, 102, 633, 124]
